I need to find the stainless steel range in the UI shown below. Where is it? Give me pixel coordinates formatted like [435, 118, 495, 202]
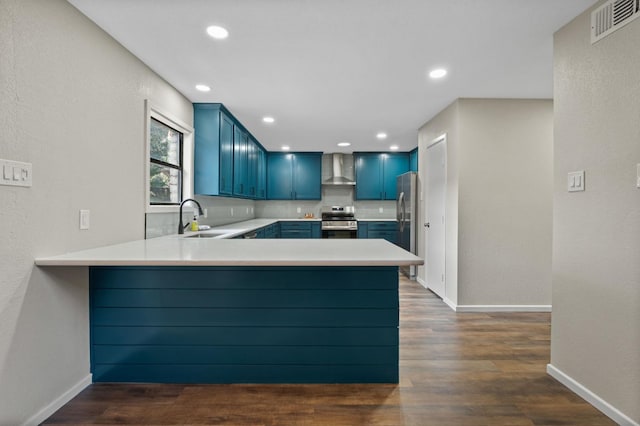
[321, 206, 357, 239]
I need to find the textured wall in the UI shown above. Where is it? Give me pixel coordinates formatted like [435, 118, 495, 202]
[0, 0, 192, 423]
[552, 3, 640, 422]
[417, 100, 460, 305]
[417, 98, 553, 307]
[457, 99, 553, 305]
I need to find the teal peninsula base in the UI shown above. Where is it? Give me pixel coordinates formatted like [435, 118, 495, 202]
[89, 266, 399, 384]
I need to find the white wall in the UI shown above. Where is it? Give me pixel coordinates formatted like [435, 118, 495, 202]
[0, 0, 192, 423]
[551, 3, 640, 423]
[417, 100, 460, 305]
[417, 99, 553, 308]
[458, 99, 553, 305]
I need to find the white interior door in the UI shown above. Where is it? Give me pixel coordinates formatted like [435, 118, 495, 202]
[426, 136, 446, 299]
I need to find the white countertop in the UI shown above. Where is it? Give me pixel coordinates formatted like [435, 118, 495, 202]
[34, 238, 422, 267]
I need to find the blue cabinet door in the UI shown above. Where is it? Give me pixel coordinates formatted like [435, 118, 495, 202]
[218, 113, 234, 195]
[311, 222, 321, 238]
[194, 104, 222, 196]
[355, 153, 383, 200]
[267, 153, 293, 199]
[355, 153, 409, 200]
[246, 137, 258, 198]
[194, 103, 266, 200]
[409, 148, 418, 172]
[267, 153, 321, 200]
[256, 147, 267, 199]
[233, 128, 248, 197]
[357, 222, 369, 238]
[293, 153, 321, 200]
[382, 153, 409, 200]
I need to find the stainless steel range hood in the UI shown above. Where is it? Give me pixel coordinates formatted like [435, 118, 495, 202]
[322, 153, 356, 186]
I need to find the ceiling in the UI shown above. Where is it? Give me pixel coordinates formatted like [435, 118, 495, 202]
[67, 0, 595, 153]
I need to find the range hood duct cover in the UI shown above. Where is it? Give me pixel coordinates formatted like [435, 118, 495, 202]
[323, 153, 356, 185]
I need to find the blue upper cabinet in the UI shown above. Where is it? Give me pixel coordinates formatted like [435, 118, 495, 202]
[267, 152, 322, 200]
[256, 147, 267, 200]
[194, 103, 267, 200]
[233, 127, 249, 197]
[267, 153, 294, 199]
[355, 152, 410, 200]
[194, 104, 229, 196]
[354, 153, 382, 200]
[409, 148, 418, 172]
[293, 153, 322, 199]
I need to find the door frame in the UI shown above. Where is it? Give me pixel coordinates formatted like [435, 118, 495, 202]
[425, 133, 447, 300]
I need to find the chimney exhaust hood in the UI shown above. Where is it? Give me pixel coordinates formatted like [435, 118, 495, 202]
[323, 153, 356, 186]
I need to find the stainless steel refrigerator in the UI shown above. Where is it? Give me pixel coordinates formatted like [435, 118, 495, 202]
[397, 172, 418, 279]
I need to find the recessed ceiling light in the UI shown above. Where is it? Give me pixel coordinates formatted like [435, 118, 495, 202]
[376, 132, 387, 140]
[262, 116, 275, 124]
[337, 142, 351, 147]
[429, 68, 447, 79]
[389, 145, 399, 151]
[195, 84, 211, 92]
[281, 145, 290, 151]
[206, 25, 229, 40]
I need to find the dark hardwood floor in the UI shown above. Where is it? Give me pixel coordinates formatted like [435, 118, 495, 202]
[42, 275, 615, 425]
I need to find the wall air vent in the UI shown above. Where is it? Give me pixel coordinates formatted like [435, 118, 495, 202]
[591, 0, 640, 44]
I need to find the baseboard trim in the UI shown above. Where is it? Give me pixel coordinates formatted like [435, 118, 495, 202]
[456, 304, 552, 312]
[23, 374, 92, 426]
[415, 277, 458, 312]
[416, 276, 428, 289]
[547, 364, 638, 426]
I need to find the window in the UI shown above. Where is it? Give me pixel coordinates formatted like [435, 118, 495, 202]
[145, 101, 194, 212]
[149, 118, 183, 204]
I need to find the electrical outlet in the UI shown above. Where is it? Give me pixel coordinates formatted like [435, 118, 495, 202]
[636, 163, 640, 188]
[379, 207, 384, 213]
[297, 207, 301, 213]
[79, 209, 90, 230]
[203, 208, 208, 218]
[230, 208, 234, 216]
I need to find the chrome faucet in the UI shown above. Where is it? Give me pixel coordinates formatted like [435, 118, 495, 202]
[178, 198, 204, 234]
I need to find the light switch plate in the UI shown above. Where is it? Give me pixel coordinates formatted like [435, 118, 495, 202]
[79, 210, 90, 230]
[0, 159, 32, 187]
[568, 171, 585, 192]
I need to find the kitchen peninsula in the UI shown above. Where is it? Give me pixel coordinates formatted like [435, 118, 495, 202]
[36, 231, 422, 384]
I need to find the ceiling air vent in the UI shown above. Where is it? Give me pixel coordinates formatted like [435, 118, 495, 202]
[591, 0, 640, 44]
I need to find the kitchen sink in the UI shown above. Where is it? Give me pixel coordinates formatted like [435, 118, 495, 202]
[184, 231, 228, 238]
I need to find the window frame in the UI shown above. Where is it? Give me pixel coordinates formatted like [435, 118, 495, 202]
[145, 100, 194, 213]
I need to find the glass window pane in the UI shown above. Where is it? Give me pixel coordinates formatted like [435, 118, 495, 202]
[150, 118, 181, 167]
[150, 163, 181, 204]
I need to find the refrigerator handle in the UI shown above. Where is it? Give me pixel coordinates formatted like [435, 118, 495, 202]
[397, 192, 405, 232]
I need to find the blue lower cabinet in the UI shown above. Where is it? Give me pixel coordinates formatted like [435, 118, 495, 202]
[358, 221, 398, 244]
[264, 222, 280, 238]
[89, 266, 399, 383]
[279, 221, 320, 238]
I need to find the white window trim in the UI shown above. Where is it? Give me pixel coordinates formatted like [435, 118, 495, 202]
[145, 99, 194, 214]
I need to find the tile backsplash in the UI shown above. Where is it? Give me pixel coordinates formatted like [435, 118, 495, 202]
[145, 196, 255, 238]
[146, 187, 396, 238]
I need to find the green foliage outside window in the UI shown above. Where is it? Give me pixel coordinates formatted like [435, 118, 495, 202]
[150, 118, 182, 204]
